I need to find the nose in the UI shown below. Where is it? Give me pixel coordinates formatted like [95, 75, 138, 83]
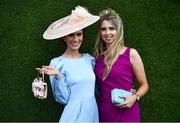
[105, 29, 110, 35]
[74, 34, 79, 41]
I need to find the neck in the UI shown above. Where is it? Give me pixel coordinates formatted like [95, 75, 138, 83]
[63, 50, 82, 58]
[105, 42, 113, 50]
[106, 44, 110, 49]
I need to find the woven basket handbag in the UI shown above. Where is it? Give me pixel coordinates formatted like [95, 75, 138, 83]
[32, 71, 47, 99]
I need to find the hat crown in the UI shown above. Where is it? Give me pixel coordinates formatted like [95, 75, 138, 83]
[55, 6, 91, 30]
[71, 6, 91, 19]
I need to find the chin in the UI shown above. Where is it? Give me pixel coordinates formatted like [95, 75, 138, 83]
[72, 47, 80, 50]
[105, 40, 113, 44]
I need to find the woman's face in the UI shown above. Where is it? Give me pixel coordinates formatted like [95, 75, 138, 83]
[63, 30, 83, 51]
[100, 20, 117, 45]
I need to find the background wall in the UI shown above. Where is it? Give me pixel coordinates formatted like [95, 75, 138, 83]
[0, 0, 179, 121]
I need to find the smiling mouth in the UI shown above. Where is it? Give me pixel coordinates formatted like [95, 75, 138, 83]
[105, 36, 112, 40]
[71, 42, 81, 47]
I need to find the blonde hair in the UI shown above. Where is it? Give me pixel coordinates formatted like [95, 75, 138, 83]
[94, 9, 124, 80]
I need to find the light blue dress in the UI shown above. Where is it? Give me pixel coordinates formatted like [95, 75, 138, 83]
[49, 53, 99, 122]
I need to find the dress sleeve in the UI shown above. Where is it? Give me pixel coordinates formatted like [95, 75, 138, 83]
[49, 58, 70, 105]
[85, 53, 95, 69]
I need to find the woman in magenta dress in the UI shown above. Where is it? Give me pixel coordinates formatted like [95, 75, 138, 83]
[94, 9, 149, 122]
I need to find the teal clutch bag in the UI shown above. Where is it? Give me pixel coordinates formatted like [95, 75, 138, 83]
[111, 88, 132, 104]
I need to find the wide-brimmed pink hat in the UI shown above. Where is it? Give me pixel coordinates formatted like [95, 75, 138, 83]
[43, 6, 100, 40]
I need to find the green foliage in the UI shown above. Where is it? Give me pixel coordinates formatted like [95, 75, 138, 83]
[0, 0, 179, 121]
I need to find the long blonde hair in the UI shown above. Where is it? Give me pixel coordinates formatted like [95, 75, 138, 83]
[94, 9, 125, 80]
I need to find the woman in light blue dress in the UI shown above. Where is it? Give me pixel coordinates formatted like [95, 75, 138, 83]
[49, 53, 98, 122]
[36, 6, 99, 122]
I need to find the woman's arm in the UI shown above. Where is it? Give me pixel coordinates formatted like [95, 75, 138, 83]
[117, 48, 149, 108]
[130, 48, 149, 99]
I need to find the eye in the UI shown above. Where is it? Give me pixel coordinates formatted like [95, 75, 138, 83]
[76, 32, 82, 37]
[68, 33, 74, 37]
[101, 27, 106, 31]
[109, 27, 115, 30]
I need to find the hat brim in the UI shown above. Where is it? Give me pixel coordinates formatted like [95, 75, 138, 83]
[43, 15, 100, 40]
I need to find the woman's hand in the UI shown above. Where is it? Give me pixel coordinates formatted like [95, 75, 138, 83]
[130, 88, 136, 94]
[115, 95, 137, 108]
[36, 66, 61, 80]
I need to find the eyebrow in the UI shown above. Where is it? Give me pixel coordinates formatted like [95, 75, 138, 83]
[101, 26, 115, 28]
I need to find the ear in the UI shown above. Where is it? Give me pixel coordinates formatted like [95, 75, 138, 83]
[63, 36, 67, 42]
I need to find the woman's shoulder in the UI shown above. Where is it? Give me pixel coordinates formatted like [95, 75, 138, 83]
[129, 48, 139, 57]
[129, 48, 141, 63]
[49, 56, 64, 67]
[83, 53, 95, 67]
[83, 53, 95, 60]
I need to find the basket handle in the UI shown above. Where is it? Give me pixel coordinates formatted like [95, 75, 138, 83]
[37, 70, 45, 82]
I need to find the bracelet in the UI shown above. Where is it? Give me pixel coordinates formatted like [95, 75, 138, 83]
[135, 93, 140, 101]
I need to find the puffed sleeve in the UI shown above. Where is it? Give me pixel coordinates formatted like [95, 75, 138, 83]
[84, 53, 95, 69]
[49, 58, 70, 105]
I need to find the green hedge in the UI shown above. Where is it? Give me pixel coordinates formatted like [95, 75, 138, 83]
[0, 0, 179, 121]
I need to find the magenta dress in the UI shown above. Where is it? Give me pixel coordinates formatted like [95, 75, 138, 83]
[95, 48, 140, 122]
